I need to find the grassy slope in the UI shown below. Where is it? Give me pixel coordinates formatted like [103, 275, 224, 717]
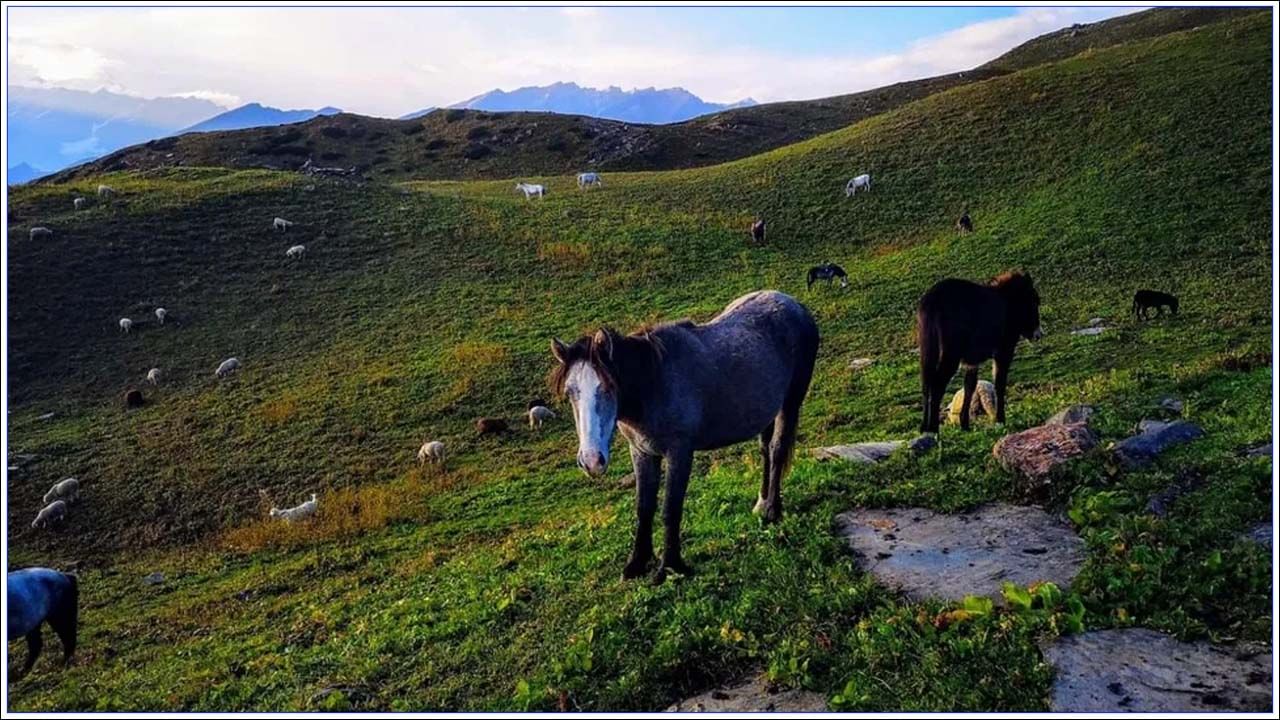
[45, 8, 1257, 185]
[5, 13, 1272, 711]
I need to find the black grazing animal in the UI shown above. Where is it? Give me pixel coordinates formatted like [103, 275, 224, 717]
[1132, 289, 1179, 320]
[806, 262, 849, 289]
[475, 417, 509, 435]
[750, 218, 767, 244]
[956, 210, 973, 234]
[527, 399, 549, 411]
[7, 568, 78, 678]
[123, 388, 145, 410]
[917, 271, 1043, 432]
[551, 291, 819, 582]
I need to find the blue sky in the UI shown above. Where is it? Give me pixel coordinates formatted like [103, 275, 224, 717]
[8, 5, 1143, 117]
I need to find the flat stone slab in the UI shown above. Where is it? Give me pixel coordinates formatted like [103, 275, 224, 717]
[1043, 629, 1272, 712]
[833, 503, 1084, 603]
[1111, 420, 1204, 469]
[1071, 326, 1109, 336]
[812, 441, 903, 464]
[848, 357, 874, 372]
[666, 676, 826, 712]
[992, 423, 1099, 483]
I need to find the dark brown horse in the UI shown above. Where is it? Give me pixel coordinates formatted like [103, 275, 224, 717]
[917, 271, 1043, 432]
[956, 210, 973, 234]
[1132, 289, 1179, 320]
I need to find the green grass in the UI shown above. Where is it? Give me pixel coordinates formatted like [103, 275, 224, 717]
[5, 13, 1272, 711]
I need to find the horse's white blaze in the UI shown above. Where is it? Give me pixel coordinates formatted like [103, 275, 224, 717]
[566, 362, 615, 476]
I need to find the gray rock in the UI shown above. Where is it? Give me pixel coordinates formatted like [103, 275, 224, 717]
[1046, 405, 1096, 427]
[1244, 522, 1272, 548]
[1158, 396, 1184, 414]
[36, 412, 56, 421]
[1071, 326, 1108, 336]
[1087, 317, 1106, 327]
[992, 423, 1099, 484]
[908, 435, 937, 454]
[812, 441, 903, 464]
[848, 357, 874, 372]
[947, 381, 997, 425]
[1111, 420, 1205, 469]
[143, 572, 165, 586]
[1043, 629, 1272, 712]
[1241, 442, 1271, 459]
[833, 503, 1084, 603]
[666, 676, 826, 712]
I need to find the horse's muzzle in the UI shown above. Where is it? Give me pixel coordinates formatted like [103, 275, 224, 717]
[578, 451, 608, 477]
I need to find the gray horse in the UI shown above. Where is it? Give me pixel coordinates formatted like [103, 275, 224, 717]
[551, 290, 819, 582]
[7, 568, 78, 678]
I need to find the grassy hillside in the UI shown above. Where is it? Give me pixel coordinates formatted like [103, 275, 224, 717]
[5, 12, 1272, 711]
[45, 8, 1257, 184]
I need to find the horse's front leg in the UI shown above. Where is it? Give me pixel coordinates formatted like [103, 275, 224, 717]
[656, 446, 695, 582]
[959, 366, 979, 431]
[993, 354, 1012, 424]
[623, 446, 661, 580]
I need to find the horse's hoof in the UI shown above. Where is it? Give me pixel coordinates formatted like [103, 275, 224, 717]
[762, 507, 783, 525]
[621, 555, 654, 580]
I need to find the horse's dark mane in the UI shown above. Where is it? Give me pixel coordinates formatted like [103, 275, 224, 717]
[550, 327, 666, 419]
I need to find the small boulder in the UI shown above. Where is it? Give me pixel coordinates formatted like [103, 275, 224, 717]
[1071, 326, 1107, 336]
[1046, 405, 1095, 427]
[1111, 420, 1204, 470]
[812, 441, 903, 464]
[907, 435, 937, 454]
[947, 380, 997, 424]
[143, 572, 165, 586]
[993, 423, 1099, 484]
[1158, 396, 1184, 414]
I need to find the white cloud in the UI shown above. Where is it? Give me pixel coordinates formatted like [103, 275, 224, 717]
[5, 6, 1144, 118]
[167, 90, 241, 108]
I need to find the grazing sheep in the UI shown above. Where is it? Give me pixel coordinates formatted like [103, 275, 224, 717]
[154, 308, 167, 325]
[73, 197, 86, 211]
[269, 493, 318, 522]
[147, 368, 161, 385]
[97, 184, 115, 198]
[417, 440, 446, 465]
[476, 417, 509, 435]
[273, 217, 294, 232]
[286, 244, 306, 260]
[123, 388, 145, 409]
[118, 318, 133, 334]
[43, 478, 80, 505]
[29, 227, 53, 241]
[31, 500, 67, 529]
[845, 174, 872, 196]
[528, 405, 556, 429]
[215, 357, 241, 378]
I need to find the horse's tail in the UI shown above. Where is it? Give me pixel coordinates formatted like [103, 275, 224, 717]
[917, 306, 941, 385]
[775, 317, 821, 483]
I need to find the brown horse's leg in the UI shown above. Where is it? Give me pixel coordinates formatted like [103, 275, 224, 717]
[19, 627, 43, 678]
[929, 356, 961, 433]
[657, 447, 695, 582]
[993, 356, 1012, 424]
[623, 447, 661, 580]
[754, 422, 774, 515]
[959, 366, 979, 431]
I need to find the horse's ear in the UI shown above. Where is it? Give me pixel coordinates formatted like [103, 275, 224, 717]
[551, 338, 570, 364]
[592, 328, 614, 361]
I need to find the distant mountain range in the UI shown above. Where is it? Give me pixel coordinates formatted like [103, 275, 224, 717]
[7, 86, 223, 176]
[7, 162, 48, 185]
[441, 82, 756, 124]
[181, 103, 342, 134]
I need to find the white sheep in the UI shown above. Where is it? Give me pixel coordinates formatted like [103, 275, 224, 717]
[32, 500, 67, 529]
[528, 405, 556, 429]
[43, 478, 80, 505]
[215, 357, 241, 378]
[417, 440, 446, 466]
[273, 217, 294, 232]
[286, 244, 306, 260]
[73, 197, 86, 211]
[155, 307, 167, 325]
[269, 493, 318, 522]
[147, 368, 162, 385]
[119, 318, 133, 334]
[29, 227, 53, 241]
[97, 184, 115, 198]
